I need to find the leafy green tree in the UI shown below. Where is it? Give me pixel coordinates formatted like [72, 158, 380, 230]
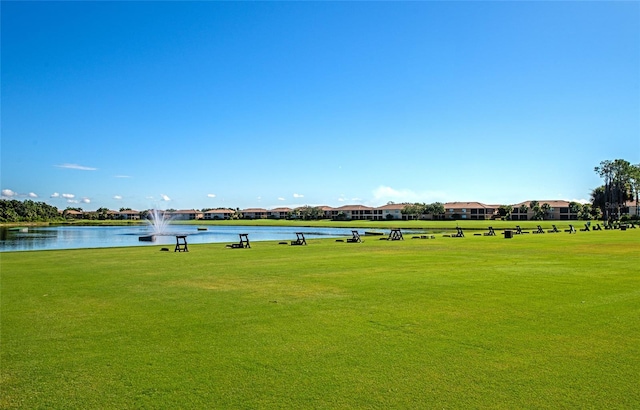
[498, 205, 513, 220]
[298, 206, 323, 220]
[630, 163, 640, 217]
[594, 159, 633, 221]
[541, 203, 551, 219]
[528, 201, 544, 220]
[578, 204, 593, 220]
[569, 201, 582, 214]
[427, 202, 445, 219]
[401, 203, 425, 220]
[0, 199, 60, 222]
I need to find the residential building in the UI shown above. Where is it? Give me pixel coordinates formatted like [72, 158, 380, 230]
[443, 202, 498, 220]
[511, 200, 579, 220]
[333, 205, 382, 220]
[203, 209, 235, 220]
[119, 210, 141, 220]
[267, 207, 292, 219]
[376, 203, 406, 220]
[622, 200, 639, 217]
[242, 208, 268, 219]
[171, 209, 203, 220]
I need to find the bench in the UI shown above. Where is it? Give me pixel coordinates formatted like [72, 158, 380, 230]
[175, 235, 188, 252]
[226, 233, 250, 249]
[346, 230, 362, 243]
[291, 232, 307, 246]
[387, 228, 404, 241]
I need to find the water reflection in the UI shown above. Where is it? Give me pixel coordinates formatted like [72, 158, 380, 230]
[0, 225, 424, 252]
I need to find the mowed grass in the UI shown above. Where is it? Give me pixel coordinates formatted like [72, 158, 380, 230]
[1, 230, 639, 408]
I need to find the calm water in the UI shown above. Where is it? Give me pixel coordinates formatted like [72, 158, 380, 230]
[0, 225, 397, 252]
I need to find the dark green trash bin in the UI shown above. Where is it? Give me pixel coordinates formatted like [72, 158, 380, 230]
[504, 230, 513, 239]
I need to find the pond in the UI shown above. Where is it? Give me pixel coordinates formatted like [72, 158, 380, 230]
[0, 225, 416, 252]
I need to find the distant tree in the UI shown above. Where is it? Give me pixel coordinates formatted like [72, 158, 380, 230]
[402, 203, 425, 220]
[0, 199, 59, 222]
[427, 202, 445, 219]
[529, 201, 544, 220]
[591, 186, 606, 218]
[630, 163, 640, 216]
[578, 203, 593, 220]
[541, 203, 552, 220]
[96, 207, 111, 220]
[498, 205, 513, 220]
[298, 206, 323, 220]
[333, 211, 347, 221]
[594, 159, 633, 221]
[230, 208, 242, 220]
[518, 204, 529, 220]
[119, 207, 132, 212]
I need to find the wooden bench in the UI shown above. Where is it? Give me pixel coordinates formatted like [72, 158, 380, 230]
[532, 225, 545, 234]
[291, 232, 307, 246]
[175, 235, 188, 252]
[227, 233, 250, 248]
[346, 230, 362, 243]
[387, 228, 404, 241]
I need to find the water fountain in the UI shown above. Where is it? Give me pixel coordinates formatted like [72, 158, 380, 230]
[139, 209, 173, 241]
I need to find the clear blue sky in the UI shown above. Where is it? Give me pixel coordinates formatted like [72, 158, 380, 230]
[2, 1, 638, 211]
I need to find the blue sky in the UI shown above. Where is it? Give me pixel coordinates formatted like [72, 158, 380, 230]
[2, 1, 638, 211]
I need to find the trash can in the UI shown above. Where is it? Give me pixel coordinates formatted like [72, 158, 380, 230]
[504, 230, 513, 239]
[621, 225, 627, 231]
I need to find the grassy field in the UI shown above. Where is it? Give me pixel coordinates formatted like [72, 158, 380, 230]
[1, 228, 639, 408]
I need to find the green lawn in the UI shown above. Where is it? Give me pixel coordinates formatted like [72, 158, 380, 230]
[1, 229, 639, 408]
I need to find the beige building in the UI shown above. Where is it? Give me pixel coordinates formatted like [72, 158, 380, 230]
[242, 208, 268, 219]
[267, 207, 292, 219]
[203, 209, 235, 220]
[332, 205, 383, 220]
[171, 209, 203, 220]
[511, 200, 579, 220]
[443, 202, 498, 220]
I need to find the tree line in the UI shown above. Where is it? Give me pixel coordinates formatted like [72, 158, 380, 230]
[2, 159, 638, 223]
[0, 199, 61, 222]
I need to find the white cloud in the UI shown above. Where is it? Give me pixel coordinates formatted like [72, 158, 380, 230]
[2, 189, 17, 197]
[207, 194, 216, 198]
[113, 195, 123, 200]
[293, 193, 304, 198]
[372, 185, 447, 205]
[55, 163, 97, 171]
[278, 197, 286, 201]
[51, 192, 60, 198]
[81, 198, 91, 204]
[62, 193, 75, 199]
[160, 194, 171, 201]
[67, 199, 79, 204]
[28, 192, 38, 198]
